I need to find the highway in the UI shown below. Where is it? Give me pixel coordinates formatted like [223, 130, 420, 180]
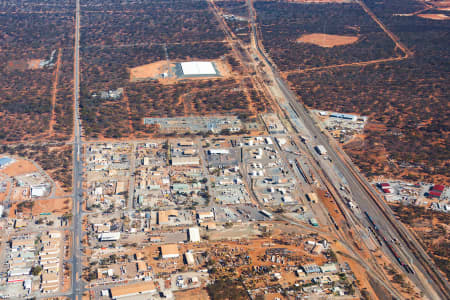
[71, 0, 84, 298]
[246, 0, 449, 299]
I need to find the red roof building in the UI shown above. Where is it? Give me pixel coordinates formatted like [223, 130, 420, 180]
[432, 185, 445, 192]
[428, 190, 442, 198]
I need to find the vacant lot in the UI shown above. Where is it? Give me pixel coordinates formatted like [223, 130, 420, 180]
[130, 61, 168, 82]
[297, 33, 359, 48]
[32, 197, 72, 216]
[174, 288, 209, 300]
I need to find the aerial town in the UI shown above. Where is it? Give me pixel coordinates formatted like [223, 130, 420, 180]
[0, 0, 449, 299]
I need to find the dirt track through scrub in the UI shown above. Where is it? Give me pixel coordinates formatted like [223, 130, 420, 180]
[122, 91, 134, 136]
[283, 55, 406, 75]
[417, 13, 450, 20]
[357, 0, 413, 57]
[48, 48, 62, 136]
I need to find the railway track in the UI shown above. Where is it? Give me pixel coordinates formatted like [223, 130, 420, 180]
[335, 147, 450, 299]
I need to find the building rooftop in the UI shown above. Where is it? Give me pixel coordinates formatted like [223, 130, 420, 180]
[158, 210, 178, 224]
[180, 61, 217, 76]
[160, 244, 179, 257]
[110, 281, 156, 298]
[432, 184, 445, 192]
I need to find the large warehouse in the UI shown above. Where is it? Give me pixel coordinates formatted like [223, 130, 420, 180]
[177, 61, 219, 77]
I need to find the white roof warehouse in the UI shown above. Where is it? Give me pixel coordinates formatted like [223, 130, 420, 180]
[180, 61, 218, 76]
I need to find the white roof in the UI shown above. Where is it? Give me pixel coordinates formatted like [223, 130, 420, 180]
[209, 149, 230, 154]
[185, 252, 195, 265]
[98, 232, 121, 241]
[31, 185, 47, 197]
[188, 227, 201, 242]
[181, 61, 217, 76]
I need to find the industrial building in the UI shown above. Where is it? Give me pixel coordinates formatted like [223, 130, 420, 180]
[110, 281, 156, 299]
[31, 185, 48, 197]
[302, 264, 321, 274]
[98, 232, 121, 242]
[184, 252, 195, 265]
[320, 263, 338, 273]
[188, 227, 201, 242]
[157, 210, 178, 225]
[143, 116, 241, 134]
[428, 184, 445, 199]
[160, 244, 180, 259]
[197, 211, 214, 220]
[171, 156, 200, 166]
[330, 113, 357, 121]
[177, 61, 219, 77]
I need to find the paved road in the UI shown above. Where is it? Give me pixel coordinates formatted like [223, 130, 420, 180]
[246, 0, 448, 298]
[71, 0, 84, 298]
[127, 143, 136, 210]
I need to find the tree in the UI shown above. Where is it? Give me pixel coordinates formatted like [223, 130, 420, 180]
[31, 266, 42, 276]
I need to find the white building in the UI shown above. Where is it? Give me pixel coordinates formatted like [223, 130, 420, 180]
[188, 227, 201, 242]
[31, 185, 48, 197]
[98, 232, 121, 242]
[185, 252, 195, 265]
[320, 263, 338, 273]
[197, 211, 214, 220]
[180, 61, 217, 76]
[110, 282, 156, 299]
[209, 149, 230, 155]
[315, 145, 327, 155]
